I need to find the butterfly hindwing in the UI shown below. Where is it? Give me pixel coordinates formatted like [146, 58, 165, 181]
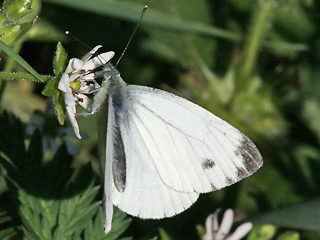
[112, 103, 199, 218]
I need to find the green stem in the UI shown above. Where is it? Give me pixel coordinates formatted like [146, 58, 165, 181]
[4, 40, 23, 72]
[0, 40, 23, 103]
[0, 40, 46, 83]
[0, 72, 51, 82]
[237, 0, 275, 89]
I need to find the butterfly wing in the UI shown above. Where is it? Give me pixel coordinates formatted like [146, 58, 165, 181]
[112, 119, 199, 218]
[111, 85, 262, 218]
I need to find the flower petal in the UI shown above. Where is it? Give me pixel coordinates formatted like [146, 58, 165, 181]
[226, 223, 253, 240]
[216, 209, 234, 240]
[213, 208, 221, 232]
[64, 92, 76, 107]
[80, 73, 95, 81]
[75, 93, 93, 110]
[66, 58, 84, 73]
[203, 214, 214, 240]
[69, 73, 81, 82]
[66, 105, 81, 139]
[82, 45, 103, 62]
[58, 72, 71, 93]
[82, 51, 115, 71]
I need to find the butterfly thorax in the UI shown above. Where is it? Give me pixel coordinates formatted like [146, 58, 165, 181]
[90, 63, 125, 114]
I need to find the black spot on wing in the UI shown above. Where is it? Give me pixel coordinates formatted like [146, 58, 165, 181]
[202, 158, 216, 170]
[235, 134, 263, 176]
[226, 177, 233, 185]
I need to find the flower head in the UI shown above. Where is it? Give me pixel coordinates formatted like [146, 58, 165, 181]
[58, 45, 115, 139]
[203, 209, 253, 240]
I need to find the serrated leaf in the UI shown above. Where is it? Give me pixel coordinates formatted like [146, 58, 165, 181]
[0, 111, 101, 239]
[83, 207, 131, 240]
[0, 227, 19, 240]
[55, 182, 99, 237]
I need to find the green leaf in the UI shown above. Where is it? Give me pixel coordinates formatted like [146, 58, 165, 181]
[42, 77, 60, 96]
[0, 110, 110, 239]
[195, 224, 205, 240]
[0, 227, 19, 240]
[277, 232, 300, 240]
[247, 225, 276, 240]
[4, 0, 33, 22]
[103, 209, 131, 240]
[159, 228, 171, 240]
[303, 99, 320, 143]
[0, 209, 18, 239]
[55, 184, 100, 237]
[54, 42, 68, 76]
[138, 0, 216, 69]
[42, 42, 68, 97]
[0, 24, 21, 44]
[250, 198, 320, 231]
[0, 40, 46, 82]
[42, 0, 240, 41]
[83, 207, 131, 240]
[53, 91, 66, 125]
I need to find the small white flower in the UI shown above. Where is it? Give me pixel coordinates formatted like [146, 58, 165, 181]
[203, 209, 253, 240]
[58, 45, 115, 139]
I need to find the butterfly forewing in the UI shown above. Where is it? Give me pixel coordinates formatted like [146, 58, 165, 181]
[121, 85, 263, 194]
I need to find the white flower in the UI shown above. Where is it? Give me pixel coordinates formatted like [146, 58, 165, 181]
[58, 45, 115, 139]
[203, 209, 253, 240]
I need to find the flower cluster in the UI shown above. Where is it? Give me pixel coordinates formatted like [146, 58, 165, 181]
[203, 209, 253, 240]
[58, 45, 114, 139]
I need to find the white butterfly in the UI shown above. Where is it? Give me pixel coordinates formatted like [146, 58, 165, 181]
[58, 46, 263, 234]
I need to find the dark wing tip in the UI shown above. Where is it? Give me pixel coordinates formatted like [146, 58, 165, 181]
[236, 133, 263, 176]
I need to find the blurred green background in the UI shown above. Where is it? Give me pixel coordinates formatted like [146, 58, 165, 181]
[0, 0, 320, 239]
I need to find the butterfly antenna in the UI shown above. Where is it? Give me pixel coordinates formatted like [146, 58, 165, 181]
[114, 5, 148, 68]
[66, 31, 110, 67]
[65, 31, 92, 50]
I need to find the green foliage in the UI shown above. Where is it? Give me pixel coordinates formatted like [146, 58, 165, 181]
[250, 199, 320, 232]
[42, 42, 68, 124]
[247, 225, 300, 240]
[0, 0, 40, 45]
[0, 111, 131, 239]
[247, 225, 277, 240]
